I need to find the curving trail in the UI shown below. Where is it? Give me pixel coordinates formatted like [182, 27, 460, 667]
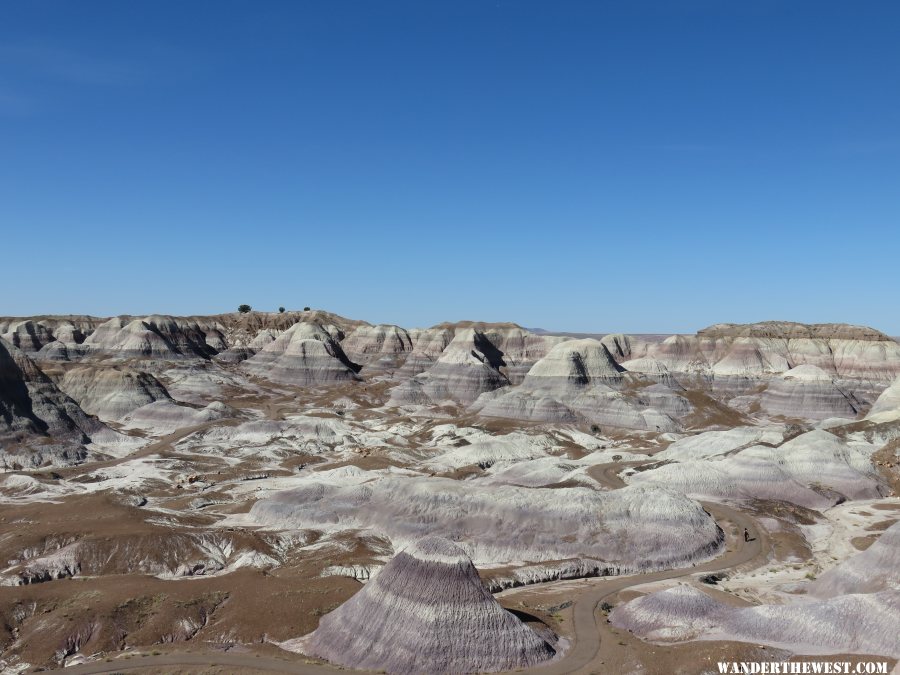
[512, 500, 767, 675]
[587, 460, 647, 490]
[57, 464, 770, 675]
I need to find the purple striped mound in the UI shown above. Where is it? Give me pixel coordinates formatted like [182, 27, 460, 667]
[302, 536, 556, 674]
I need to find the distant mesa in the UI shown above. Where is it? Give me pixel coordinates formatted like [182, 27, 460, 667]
[297, 536, 556, 674]
[697, 321, 893, 341]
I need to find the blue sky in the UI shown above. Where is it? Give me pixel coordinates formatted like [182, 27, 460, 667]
[1, 1, 898, 333]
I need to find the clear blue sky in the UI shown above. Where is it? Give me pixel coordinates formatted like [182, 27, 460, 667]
[2, 1, 898, 333]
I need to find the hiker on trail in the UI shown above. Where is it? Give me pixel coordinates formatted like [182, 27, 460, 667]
[743, 527, 750, 542]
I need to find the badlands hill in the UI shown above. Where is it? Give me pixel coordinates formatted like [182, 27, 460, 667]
[0, 338, 123, 467]
[2, 311, 899, 458]
[610, 521, 900, 659]
[298, 536, 556, 673]
[1, 309, 899, 672]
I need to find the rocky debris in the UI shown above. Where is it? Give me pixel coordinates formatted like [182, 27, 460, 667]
[172, 416, 360, 459]
[298, 536, 556, 674]
[58, 366, 172, 421]
[627, 429, 886, 508]
[3, 531, 279, 585]
[249, 475, 724, 567]
[485, 557, 636, 592]
[241, 322, 360, 386]
[16, 543, 83, 584]
[425, 431, 558, 471]
[320, 564, 382, 582]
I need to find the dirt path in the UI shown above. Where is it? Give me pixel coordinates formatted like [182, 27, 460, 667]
[512, 501, 767, 675]
[55, 651, 355, 675]
[586, 460, 646, 490]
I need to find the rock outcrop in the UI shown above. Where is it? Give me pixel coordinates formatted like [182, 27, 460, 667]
[241, 322, 360, 386]
[0, 320, 56, 353]
[214, 328, 282, 364]
[0, 317, 100, 360]
[395, 327, 455, 377]
[0, 339, 116, 467]
[627, 429, 886, 508]
[865, 376, 900, 424]
[754, 365, 862, 420]
[474, 339, 686, 431]
[58, 366, 172, 421]
[340, 324, 413, 370]
[250, 474, 723, 567]
[299, 536, 556, 674]
[119, 400, 232, 434]
[810, 520, 900, 597]
[609, 584, 899, 659]
[389, 324, 568, 405]
[609, 322, 900, 382]
[83, 316, 223, 360]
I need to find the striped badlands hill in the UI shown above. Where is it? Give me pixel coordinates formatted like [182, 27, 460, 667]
[299, 536, 555, 674]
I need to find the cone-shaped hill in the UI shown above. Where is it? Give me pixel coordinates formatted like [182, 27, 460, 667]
[301, 536, 556, 674]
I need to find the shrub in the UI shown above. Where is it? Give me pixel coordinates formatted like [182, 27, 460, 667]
[238, 304, 252, 313]
[278, 306, 285, 313]
[303, 306, 311, 311]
